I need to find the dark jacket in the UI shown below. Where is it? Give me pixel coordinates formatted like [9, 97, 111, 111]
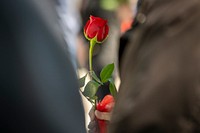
[0, 0, 86, 133]
[110, 0, 200, 132]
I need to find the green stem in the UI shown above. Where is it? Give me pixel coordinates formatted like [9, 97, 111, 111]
[89, 40, 96, 72]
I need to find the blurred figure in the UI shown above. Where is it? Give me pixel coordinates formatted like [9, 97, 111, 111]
[0, 0, 86, 133]
[116, 0, 136, 34]
[110, 0, 200, 132]
[117, 0, 138, 71]
[56, 0, 82, 69]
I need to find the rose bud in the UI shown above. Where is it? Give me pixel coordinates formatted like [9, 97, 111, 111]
[96, 95, 115, 133]
[84, 15, 109, 43]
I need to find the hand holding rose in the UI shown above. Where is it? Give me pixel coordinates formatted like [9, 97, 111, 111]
[96, 95, 115, 133]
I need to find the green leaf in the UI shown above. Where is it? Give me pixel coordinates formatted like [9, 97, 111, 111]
[90, 71, 103, 85]
[79, 74, 87, 88]
[109, 78, 117, 99]
[82, 80, 100, 98]
[100, 63, 114, 83]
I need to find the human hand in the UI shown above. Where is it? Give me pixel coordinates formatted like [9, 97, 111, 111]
[88, 107, 113, 133]
[88, 95, 115, 133]
[96, 95, 115, 133]
[95, 110, 112, 121]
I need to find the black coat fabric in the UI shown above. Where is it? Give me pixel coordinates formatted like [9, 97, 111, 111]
[0, 0, 86, 133]
[110, 0, 200, 132]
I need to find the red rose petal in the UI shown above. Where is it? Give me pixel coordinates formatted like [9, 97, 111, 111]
[103, 25, 109, 39]
[86, 22, 99, 39]
[85, 15, 109, 42]
[84, 20, 90, 33]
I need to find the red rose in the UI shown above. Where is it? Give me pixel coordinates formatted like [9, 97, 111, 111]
[84, 15, 109, 43]
[96, 95, 115, 133]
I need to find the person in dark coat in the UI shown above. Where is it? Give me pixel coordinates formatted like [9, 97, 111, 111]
[110, 0, 200, 132]
[0, 0, 86, 133]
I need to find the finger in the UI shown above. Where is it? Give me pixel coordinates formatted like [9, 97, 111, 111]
[95, 110, 112, 121]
